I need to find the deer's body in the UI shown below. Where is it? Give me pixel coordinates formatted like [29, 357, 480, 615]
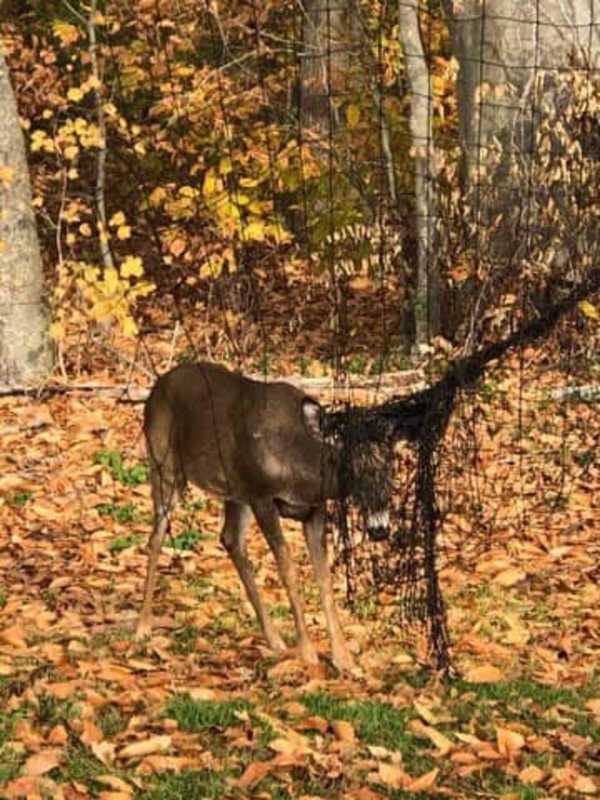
[137, 362, 392, 671]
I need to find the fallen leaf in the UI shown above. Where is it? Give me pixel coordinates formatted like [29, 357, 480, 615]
[374, 762, 410, 790]
[407, 767, 439, 792]
[585, 698, 600, 715]
[331, 719, 356, 745]
[118, 735, 171, 760]
[493, 568, 526, 587]
[0, 624, 28, 650]
[464, 664, 505, 683]
[496, 727, 525, 760]
[23, 748, 62, 776]
[519, 764, 544, 783]
[96, 775, 133, 793]
[236, 760, 273, 790]
[81, 719, 104, 746]
[408, 719, 453, 755]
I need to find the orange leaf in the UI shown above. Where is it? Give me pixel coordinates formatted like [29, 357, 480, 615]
[331, 719, 356, 745]
[81, 719, 104, 746]
[585, 698, 600, 715]
[23, 749, 62, 776]
[408, 720, 453, 756]
[493, 568, 526, 587]
[236, 760, 273, 790]
[496, 727, 525, 760]
[519, 765, 544, 784]
[375, 762, 410, 790]
[0, 624, 28, 650]
[407, 767, 439, 792]
[464, 664, 505, 683]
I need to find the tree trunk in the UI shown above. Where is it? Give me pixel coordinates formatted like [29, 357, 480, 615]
[398, 0, 440, 348]
[299, 0, 351, 140]
[0, 51, 53, 384]
[452, 1, 600, 184]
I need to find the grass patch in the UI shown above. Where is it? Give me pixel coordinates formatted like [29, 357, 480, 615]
[34, 692, 79, 727]
[171, 624, 201, 655]
[302, 692, 425, 758]
[139, 769, 225, 799]
[97, 704, 129, 738]
[166, 695, 253, 731]
[94, 450, 148, 486]
[169, 528, 208, 551]
[110, 533, 143, 553]
[96, 502, 138, 523]
[8, 491, 33, 508]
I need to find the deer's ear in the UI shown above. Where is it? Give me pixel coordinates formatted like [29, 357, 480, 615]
[302, 398, 322, 439]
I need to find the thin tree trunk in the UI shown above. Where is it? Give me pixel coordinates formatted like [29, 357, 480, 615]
[398, 0, 439, 348]
[0, 51, 53, 384]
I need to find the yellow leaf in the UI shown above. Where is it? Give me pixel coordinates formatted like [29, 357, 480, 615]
[52, 20, 80, 45]
[104, 267, 120, 293]
[203, 169, 217, 197]
[149, 187, 166, 208]
[120, 256, 143, 278]
[64, 145, 79, 161]
[579, 300, 599, 320]
[109, 211, 126, 227]
[244, 220, 266, 241]
[133, 141, 146, 155]
[117, 225, 132, 240]
[0, 165, 15, 187]
[346, 103, 361, 128]
[67, 87, 84, 102]
[239, 176, 260, 188]
[49, 322, 66, 341]
[79, 223, 92, 237]
[219, 156, 232, 175]
[121, 317, 138, 337]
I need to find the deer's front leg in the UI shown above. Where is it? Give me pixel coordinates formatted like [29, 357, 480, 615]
[220, 501, 286, 654]
[251, 500, 318, 666]
[303, 506, 355, 672]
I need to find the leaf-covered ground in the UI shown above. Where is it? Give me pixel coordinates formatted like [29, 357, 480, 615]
[0, 323, 599, 800]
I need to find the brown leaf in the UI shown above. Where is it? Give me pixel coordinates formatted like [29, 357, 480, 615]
[408, 719, 453, 756]
[81, 719, 104, 746]
[496, 727, 525, 760]
[235, 760, 273, 791]
[296, 715, 329, 735]
[0, 624, 28, 650]
[331, 719, 356, 745]
[118, 735, 171, 760]
[23, 748, 63, 776]
[464, 664, 505, 683]
[47, 724, 68, 745]
[407, 767, 439, 792]
[585, 698, 600, 715]
[374, 762, 410, 790]
[493, 568, 526, 587]
[3, 776, 43, 799]
[519, 765, 544, 784]
[96, 775, 133, 794]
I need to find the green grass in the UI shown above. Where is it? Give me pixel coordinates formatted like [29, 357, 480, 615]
[139, 769, 225, 799]
[171, 624, 201, 655]
[97, 704, 129, 737]
[34, 692, 79, 727]
[109, 533, 143, 552]
[94, 450, 148, 486]
[166, 695, 253, 731]
[96, 502, 138, 523]
[169, 528, 208, 551]
[302, 692, 426, 758]
[8, 491, 33, 508]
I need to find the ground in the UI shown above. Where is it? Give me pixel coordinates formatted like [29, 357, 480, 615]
[0, 292, 598, 799]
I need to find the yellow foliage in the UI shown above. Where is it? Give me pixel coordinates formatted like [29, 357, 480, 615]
[109, 211, 126, 227]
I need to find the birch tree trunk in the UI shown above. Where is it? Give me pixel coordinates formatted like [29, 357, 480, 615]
[398, 0, 439, 347]
[0, 51, 53, 384]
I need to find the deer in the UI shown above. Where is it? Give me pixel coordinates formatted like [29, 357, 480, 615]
[136, 361, 396, 671]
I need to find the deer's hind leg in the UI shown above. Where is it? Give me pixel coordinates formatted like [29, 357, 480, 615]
[221, 501, 286, 654]
[136, 459, 182, 639]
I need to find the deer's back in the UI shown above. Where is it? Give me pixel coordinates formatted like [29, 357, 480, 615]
[144, 362, 328, 506]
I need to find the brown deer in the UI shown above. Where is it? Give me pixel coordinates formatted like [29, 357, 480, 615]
[136, 362, 395, 671]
